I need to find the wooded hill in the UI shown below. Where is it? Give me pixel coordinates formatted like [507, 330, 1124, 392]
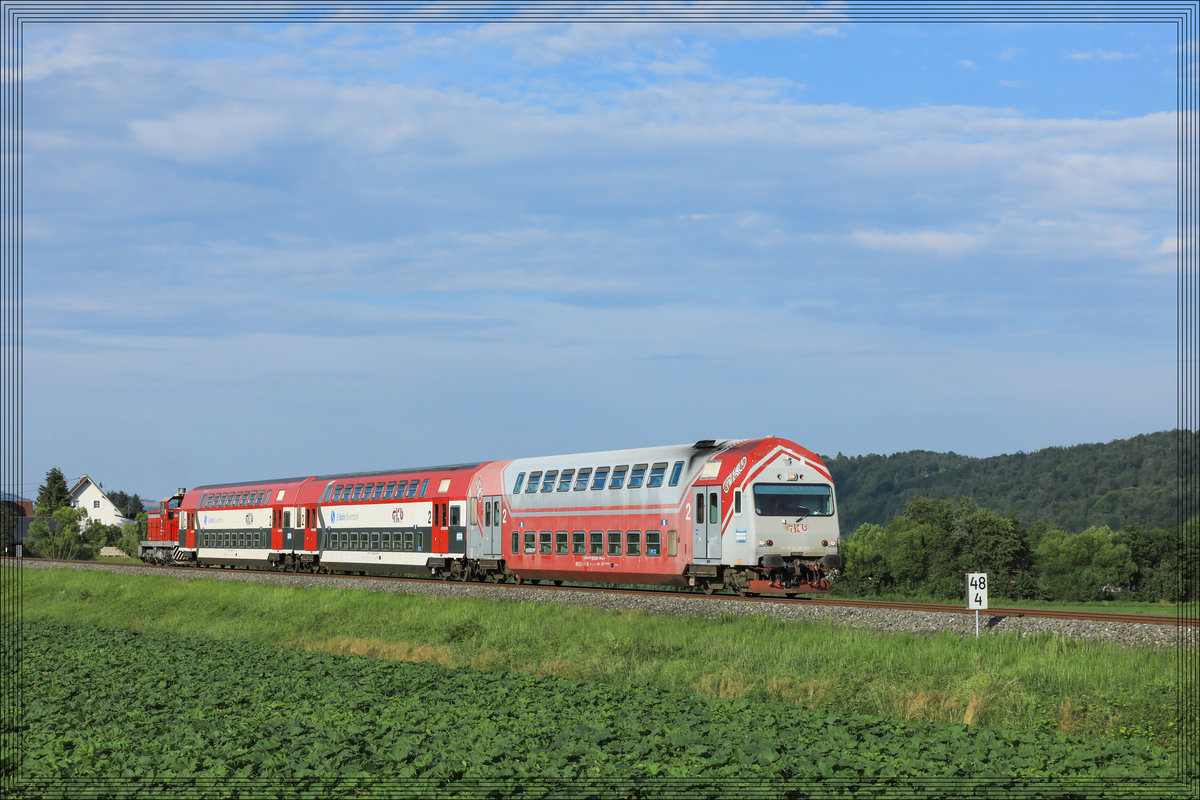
[821, 429, 1191, 535]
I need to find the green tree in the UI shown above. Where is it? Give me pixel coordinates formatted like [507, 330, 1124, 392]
[105, 490, 144, 521]
[1034, 525, 1136, 601]
[26, 507, 97, 559]
[34, 468, 71, 517]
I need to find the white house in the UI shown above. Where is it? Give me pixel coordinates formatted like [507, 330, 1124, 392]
[68, 475, 133, 528]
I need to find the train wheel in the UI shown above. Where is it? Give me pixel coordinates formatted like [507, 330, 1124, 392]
[702, 582, 717, 595]
[553, 580, 563, 586]
[513, 574, 523, 585]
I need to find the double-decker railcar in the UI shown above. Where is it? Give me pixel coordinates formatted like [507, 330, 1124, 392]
[160, 437, 841, 595]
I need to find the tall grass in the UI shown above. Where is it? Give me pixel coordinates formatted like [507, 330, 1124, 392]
[9, 567, 1190, 750]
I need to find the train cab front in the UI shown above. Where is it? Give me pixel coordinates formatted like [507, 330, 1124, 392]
[725, 446, 842, 595]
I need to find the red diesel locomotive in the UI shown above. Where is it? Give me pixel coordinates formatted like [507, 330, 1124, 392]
[142, 437, 842, 595]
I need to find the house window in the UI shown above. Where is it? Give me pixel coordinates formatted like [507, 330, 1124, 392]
[93, 500, 100, 509]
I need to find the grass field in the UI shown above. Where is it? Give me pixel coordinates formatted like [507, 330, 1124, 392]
[6, 566, 1192, 754]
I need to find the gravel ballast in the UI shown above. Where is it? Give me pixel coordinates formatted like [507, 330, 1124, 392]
[8, 558, 1191, 650]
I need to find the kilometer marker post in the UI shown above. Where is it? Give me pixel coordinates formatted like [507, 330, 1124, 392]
[966, 572, 988, 638]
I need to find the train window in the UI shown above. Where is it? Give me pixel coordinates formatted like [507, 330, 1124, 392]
[512, 531, 519, 554]
[556, 531, 568, 554]
[352, 485, 363, 501]
[753, 484, 834, 516]
[696, 493, 704, 525]
[667, 530, 678, 557]
[434, 503, 440, 527]
[326, 532, 336, 550]
[668, 461, 684, 486]
[233, 492, 242, 506]
[526, 472, 542, 493]
[484, 501, 491, 527]
[608, 531, 622, 556]
[574, 468, 592, 490]
[362, 483, 373, 499]
[419, 479, 429, 498]
[417, 531, 424, 551]
[348, 532, 357, 550]
[395, 481, 408, 498]
[591, 468, 609, 489]
[629, 465, 647, 489]
[590, 531, 603, 555]
[283, 510, 292, 528]
[734, 490, 743, 515]
[449, 504, 461, 526]
[646, 530, 661, 556]
[340, 532, 348, 550]
[383, 481, 396, 500]
[513, 472, 525, 494]
[404, 531, 415, 551]
[626, 531, 641, 556]
[648, 463, 668, 487]
[709, 491, 719, 524]
[539, 531, 551, 554]
[259, 491, 266, 505]
[371, 532, 380, 550]
[558, 470, 574, 491]
[524, 532, 536, 554]
[609, 466, 628, 489]
[541, 471, 557, 493]
[321, 485, 332, 504]
[373, 484, 385, 501]
[330, 486, 341, 502]
[408, 481, 421, 499]
[572, 531, 585, 555]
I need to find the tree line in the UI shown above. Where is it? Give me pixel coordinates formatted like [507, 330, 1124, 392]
[822, 429, 1189, 535]
[835, 494, 1197, 603]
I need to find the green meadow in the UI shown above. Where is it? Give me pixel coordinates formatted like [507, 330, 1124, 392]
[7, 567, 1191, 753]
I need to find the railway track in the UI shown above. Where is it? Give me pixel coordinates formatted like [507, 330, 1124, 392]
[11, 556, 1197, 628]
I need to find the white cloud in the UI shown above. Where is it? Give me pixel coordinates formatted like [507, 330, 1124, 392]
[128, 104, 286, 163]
[850, 230, 983, 256]
[1068, 49, 1139, 61]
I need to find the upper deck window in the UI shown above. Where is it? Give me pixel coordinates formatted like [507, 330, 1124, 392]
[591, 467, 609, 490]
[558, 470, 574, 491]
[628, 464, 647, 489]
[363, 483, 374, 501]
[668, 461, 684, 486]
[648, 463, 668, 487]
[574, 468, 592, 490]
[541, 471, 557, 493]
[419, 479, 429, 498]
[383, 481, 396, 500]
[752, 484, 834, 517]
[609, 466, 628, 489]
[395, 481, 408, 498]
[527, 472, 542, 493]
[406, 481, 420, 499]
[512, 472, 525, 494]
[352, 484, 364, 501]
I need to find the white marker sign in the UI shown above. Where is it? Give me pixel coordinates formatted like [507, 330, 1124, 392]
[967, 572, 988, 609]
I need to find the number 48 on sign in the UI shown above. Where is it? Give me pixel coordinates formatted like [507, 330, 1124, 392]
[967, 572, 988, 610]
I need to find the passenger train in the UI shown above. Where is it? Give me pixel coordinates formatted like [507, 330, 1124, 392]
[143, 437, 842, 595]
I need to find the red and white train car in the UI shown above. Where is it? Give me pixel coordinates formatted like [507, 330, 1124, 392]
[154, 437, 841, 595]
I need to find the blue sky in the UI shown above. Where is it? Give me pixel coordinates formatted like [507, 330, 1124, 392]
[16, 7, 1184, 500]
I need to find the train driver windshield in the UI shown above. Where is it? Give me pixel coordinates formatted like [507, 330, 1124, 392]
[752, 484, 833, 517]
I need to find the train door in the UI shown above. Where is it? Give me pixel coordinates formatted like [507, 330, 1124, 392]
[482, 496, 502, 558]
[304, 506, 318, 551]
[272, 508, 283, 550]
[693, 488, 722, 561]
